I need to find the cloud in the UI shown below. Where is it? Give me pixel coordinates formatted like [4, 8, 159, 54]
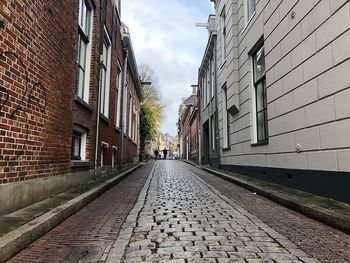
[122, 0, 214, 135]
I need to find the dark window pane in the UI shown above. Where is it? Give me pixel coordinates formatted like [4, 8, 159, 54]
[257, 110, 267, 141]
[256, 82, 264, 111]
[71, 132, 82, 160]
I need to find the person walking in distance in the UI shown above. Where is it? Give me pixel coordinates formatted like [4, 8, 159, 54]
[154, 149, 159, 160]
[162, 148, 168, 160]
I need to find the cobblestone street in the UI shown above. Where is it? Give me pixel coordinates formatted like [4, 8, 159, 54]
[9, 161, 350, 262]
[107, 161, 321, 263]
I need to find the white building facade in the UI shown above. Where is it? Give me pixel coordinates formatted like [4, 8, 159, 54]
[210, 0, 350, 202]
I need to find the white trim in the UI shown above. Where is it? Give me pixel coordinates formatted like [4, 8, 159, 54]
[222, 86, 229, 149]
[115, 61, 122, 128]
[100, 26, 112, 118]
[72, 125, 87, 161]
[250, 55, 258, 144]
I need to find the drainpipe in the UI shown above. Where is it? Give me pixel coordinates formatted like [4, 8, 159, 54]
[119, 24, 130, 170]
[95, 0, 106, 172]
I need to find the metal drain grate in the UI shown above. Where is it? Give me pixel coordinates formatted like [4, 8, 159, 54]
[64, 245, 104, 262]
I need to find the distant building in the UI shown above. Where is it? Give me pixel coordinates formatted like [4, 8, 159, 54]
[198, 15, 220, 167]
[0, 0, 141, 215]
[202, 0, 350, 203]
[177, 85, 200, 162]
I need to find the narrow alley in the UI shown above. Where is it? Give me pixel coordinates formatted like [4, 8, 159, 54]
[9, 161, 350, 263]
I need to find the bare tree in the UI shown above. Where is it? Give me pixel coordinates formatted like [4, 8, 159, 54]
[139, 63, 163, 108]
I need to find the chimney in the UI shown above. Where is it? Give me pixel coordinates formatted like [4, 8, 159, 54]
[191, 85, 198, 95]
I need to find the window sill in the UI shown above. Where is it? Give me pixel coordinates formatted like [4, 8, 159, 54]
[74, 95, 94, 112]
[70, 160, 91, 168]
[242, 12, 256, 35]
[114, 126, 121, 133]
[222, 146, 231, 152]
[219, 59, 227, 70]
[128, 136, 138, 146]
[99, 114, 110, 124]
[251, 140, 269, 147]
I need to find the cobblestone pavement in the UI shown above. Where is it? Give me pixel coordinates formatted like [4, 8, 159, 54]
[183, 162, 350, 263]
[107, 161, 320, 263]
[9, 162, 154, 263]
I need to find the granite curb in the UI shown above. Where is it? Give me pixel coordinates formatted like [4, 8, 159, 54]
[0, 164, 143, 263]
[182, 160, 350, 235]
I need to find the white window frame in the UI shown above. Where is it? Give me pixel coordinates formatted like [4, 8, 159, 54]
[115, 62, 122, 128]
[76, 0, 93, 102]
[244, 0, 256, 26]
[210, 57, 215, 99]
[220, 6, 227, 64]
[100, 27, 112, 118]
[222, 85, 229, 149]
[211, 115, 216, 150]
[71, 125, 87, 161]
[128, 93, 133, 138]
[251, 44, 268, 144]
[206, 65, 210, 105]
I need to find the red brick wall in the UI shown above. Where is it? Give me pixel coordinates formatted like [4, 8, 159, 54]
[0, 1, 77, 183]
[95, 0, 140, 168]
[0, 0, 141, 184]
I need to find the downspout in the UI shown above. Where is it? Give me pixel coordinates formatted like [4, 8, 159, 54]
[119, 24, 129, 170]
[95, 0, 106, 172]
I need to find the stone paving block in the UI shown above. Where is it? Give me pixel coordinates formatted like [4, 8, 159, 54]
[172, 251, 202, 259]
[159, 240, 193, 248]
[157, 247, 184, 254]
[209, 245, 236, 252]
[195, 240, 220, 246]
[159, 259, 185, 263]
[184, 245, 208, 252]
[202, 250, 229, 258]
[188, 258, 217, 263]
[218, 258, 246, 263]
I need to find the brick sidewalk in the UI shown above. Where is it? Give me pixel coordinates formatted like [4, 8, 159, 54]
[9, 162, 155, 263]
[183, 162, 350, 263]
[107, 161, 320, 263]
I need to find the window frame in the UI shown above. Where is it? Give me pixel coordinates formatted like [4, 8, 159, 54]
[100, 28, 112, 118]
[71, 126, 88, 161]
[115, 62, 122, 128]
[220, 6, 227, 63]
[245, 0, 256, 26]
[222, 84, 230, 149]
[76, 0, 93, 103]
[252, 44, 268, 144]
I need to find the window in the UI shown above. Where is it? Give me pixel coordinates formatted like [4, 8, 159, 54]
[76, 0, 93, 102]
[245, 0, 256, 24]
[115, 63, 122, 128]
[100, 30, 112, 117]
[252, 45, 268, 143]
[71, 126, 87, 160]
[222, 85, 229, 149]
[210, 57, 215, 99]
[133, 104, 137, 142]
[211, 115, 216, 150]
[206, 65, 210, 104]
[220, 7, 227, 62]
[128, 94, 133, 138]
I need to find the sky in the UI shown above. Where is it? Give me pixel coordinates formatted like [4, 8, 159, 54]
[122, 1, 214, 136]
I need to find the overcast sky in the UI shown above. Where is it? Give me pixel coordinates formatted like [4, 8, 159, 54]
[122, 1, 214, 136]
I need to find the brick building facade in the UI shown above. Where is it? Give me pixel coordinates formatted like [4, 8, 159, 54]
[0, 0, 141, 215]
[177, 85, 200, 162]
